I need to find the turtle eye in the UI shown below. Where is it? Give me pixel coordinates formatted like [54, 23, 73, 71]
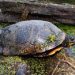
[71, 38, 74, 41]
[72, 36, 74, 40]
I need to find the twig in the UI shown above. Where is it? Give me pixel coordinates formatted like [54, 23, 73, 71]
[51, 58, 75, 75]
[51, 60, 61, 75]
[61, 59, 75, 70]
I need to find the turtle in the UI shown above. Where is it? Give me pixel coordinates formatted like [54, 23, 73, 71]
[0, 20, 75, 57]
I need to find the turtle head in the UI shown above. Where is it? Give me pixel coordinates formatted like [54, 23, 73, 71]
[68, 35, 75, 46]
[65, 35, 75, 47]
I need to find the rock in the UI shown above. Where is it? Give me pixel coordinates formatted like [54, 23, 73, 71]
[16, 63, 30, 75]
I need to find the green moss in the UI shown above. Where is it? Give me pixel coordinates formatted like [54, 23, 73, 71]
[46, 34, 56, 43]
[0, 23, 9, 28]
[0, 56, 24, 75]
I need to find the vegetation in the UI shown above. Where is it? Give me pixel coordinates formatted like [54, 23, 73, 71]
[46, 34, 56, 43]
[56, 23, 75, 35]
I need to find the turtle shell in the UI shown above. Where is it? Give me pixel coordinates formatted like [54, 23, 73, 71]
[1, 20, 66, 55]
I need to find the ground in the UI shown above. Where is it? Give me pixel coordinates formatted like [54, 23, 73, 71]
[0, 23, 75, 75]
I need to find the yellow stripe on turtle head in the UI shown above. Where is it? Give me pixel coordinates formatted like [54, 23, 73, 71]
[68, 42, 75, 47]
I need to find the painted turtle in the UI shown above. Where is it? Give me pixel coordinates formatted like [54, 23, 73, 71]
[0, 20, 75, 57]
